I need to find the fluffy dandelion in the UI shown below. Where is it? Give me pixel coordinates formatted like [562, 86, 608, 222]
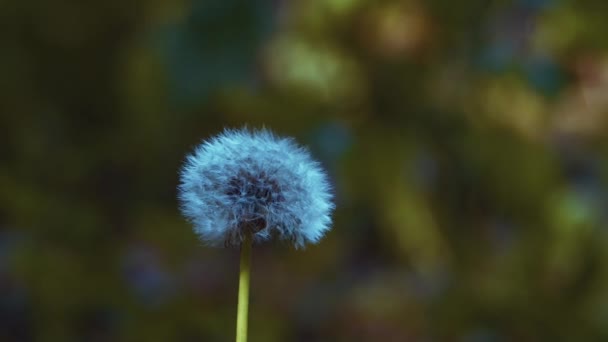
[178, 128, 334, 342]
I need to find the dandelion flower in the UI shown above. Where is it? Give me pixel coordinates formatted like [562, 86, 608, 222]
[178, 128, 334, 248]
[178, 127, 334, 342]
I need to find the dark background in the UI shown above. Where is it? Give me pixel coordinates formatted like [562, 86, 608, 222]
[2, 0, 608, 340]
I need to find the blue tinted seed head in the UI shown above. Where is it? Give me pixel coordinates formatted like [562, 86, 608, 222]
[178, 128, 334, 248]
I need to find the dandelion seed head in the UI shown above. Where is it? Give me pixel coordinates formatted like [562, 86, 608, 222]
[178, 128, 334, 248]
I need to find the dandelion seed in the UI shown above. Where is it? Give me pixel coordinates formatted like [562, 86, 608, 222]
[178, 127, 334, 248]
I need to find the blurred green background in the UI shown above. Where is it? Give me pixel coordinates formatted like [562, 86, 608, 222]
[2, 0, 608, 341]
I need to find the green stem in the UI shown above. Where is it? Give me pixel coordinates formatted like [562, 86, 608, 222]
[236, 234, 252, 342]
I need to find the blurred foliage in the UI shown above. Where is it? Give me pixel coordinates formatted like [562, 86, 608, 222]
[2, 0, 608, 341]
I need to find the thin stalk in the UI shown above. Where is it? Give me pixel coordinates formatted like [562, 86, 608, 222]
[236, 234, 252, 342]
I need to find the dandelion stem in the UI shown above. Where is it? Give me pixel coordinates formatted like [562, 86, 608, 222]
[236, 234, 252, 342]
